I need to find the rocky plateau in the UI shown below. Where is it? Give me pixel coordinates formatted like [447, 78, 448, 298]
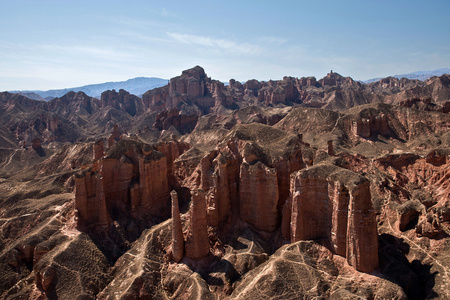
[1, 66, 450, 299]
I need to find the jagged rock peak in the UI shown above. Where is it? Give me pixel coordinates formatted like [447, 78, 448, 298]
[180, 65, 207, 80]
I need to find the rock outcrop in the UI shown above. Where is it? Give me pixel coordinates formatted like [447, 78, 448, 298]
[185, 189, 210, 260]
[108, 124, 122, 147]
[239, 161, 279, 232]
[286, 165, 379, 273]
[93, 139, 104, 161]
[153, 108, 199, 135]
[74, 139, 187, 234]
[101, 89, 145, 117]
[5, 66, 450, 299]
[170, 190, 184, 262]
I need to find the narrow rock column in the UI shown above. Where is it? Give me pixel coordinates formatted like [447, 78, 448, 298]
[239, 162, 279, 232]
[281, 197, 292, 240]
[93, 139, 104, 161]
[206, 173, 219, 227]
[346, 181, 379, 273]
[171, 190, 184, 262]
[330, 181, 349, 256]
[185, 189, 210, 260]
[327, 140, 334, 156]
[290, 176, 330, 241]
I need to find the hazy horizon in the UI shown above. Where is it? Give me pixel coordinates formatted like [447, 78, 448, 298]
[1, 0, 450, 90]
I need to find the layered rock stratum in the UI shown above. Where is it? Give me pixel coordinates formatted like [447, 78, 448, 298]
[1, 66, 450, 299]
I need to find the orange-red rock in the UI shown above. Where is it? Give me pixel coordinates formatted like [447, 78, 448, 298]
[93, 139, 104, 161]
[171, 190, 184, 262]
[239, 161, 279, 232]
[288, 165, 379, 273]
[185, 189, 210, 260]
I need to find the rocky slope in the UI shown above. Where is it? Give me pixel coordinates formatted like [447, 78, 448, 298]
[0, 66, 450, 299]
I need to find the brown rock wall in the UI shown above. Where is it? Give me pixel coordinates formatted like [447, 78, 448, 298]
[185, 189, 210, 260]
[346, 180, 379, 272]
[74, 170, 110, 228]
[138, 156, 169, 213]
[171, 190, 184, 262]
[239, 162, 279, 232]
[287, 166, 379, 273]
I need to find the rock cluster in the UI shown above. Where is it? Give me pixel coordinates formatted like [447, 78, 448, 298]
[74, 138, 189, 232]
[101, 89, 145, 116]
[5, 66, 450, 298]
[282, 165, 379, 273]
[166, 123, 378, 273]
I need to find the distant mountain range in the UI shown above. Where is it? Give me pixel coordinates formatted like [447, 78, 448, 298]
[10, 77, 168, 100]
[363, 68, 450, 83]
[9, 68, 450, 101]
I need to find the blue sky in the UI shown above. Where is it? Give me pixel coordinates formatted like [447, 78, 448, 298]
[1, 0, 449, 90]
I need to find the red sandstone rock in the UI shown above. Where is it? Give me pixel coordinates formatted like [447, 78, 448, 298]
[206, 173, 219, 227]
[35, 267, 55, 292]
[288, 165, 379, 273]
[154, 108, 198, 135]
[75, 169, 111, 228]
[101, 89, 144, 116]
[327, 140, 334, 156]
[75, 139, 185, 231]
[135, 154, 169, 214]
[239, 161, 279, 232]
[171, 190, 184, 262]
[329, 181, 349, 256]
[185, 189, 210, 260]
[346, 180, 378, 273]
[108, 124, 122, 147]
[93, 139, 104, 161]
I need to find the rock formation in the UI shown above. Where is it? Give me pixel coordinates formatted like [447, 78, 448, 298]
[185, 189, 210, 260]
[108, 124, 122, 147]
[93, 139, 104, 161]
[3, 66, 450, 299]
[287, 165, 379, 273]
[74, 139, 186, 233]
[101, 89, 145, 116]
[171, 190, 184, 262]
[239, 161, 279, 232]
[153, 108, 199, 135]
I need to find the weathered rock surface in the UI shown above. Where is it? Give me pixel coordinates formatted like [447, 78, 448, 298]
[2, 66, 450, 299]
[101, 89, 145, 117]
[287, 165, 379, 273]
[170, 190, 184, 262]
[239, 161, 279, 232]
[74, 138, 187, 245]
[230, 241, 406, 300]
[185, 189, 210, 260]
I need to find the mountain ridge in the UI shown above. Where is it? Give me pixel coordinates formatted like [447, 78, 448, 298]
[8, 68, 450, 100]
[363, 68, 450, 83]
[9, 76, 168, 100]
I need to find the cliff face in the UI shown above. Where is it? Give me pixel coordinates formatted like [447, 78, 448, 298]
[170, 190, 184, 262]
[287, 165, 379, 273]
[165, 123, 378, 272]
[239, 161, 279, 232]
[101, 89, 145, 117]
[185, 189, 210, 260]
[74, 138, 188, 235]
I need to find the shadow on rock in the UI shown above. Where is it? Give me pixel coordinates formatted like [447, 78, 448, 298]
[33, 146, 46, 157]
[379, 233, 438, 300]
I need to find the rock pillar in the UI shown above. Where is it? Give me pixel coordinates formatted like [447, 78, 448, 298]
[185, 189, 209, 260]
[171, 190, 184, 262]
